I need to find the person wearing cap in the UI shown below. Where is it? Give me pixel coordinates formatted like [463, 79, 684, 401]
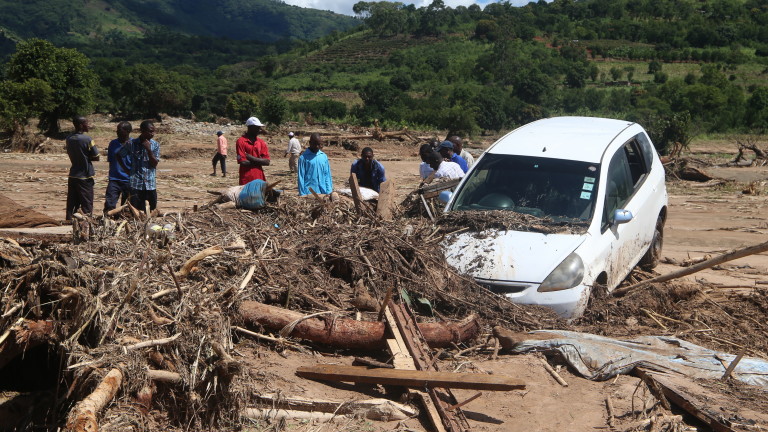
[448, 135, 474, 169]
[211, 130, 228, 177]
[236, 117, 271, 185]
[350, 147, 386, 192]
[297, 133, 333, 196]
[284, 131, 302, 173]
[438, 140, 468, 173]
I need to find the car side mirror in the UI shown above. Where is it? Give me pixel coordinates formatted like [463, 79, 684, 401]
[438, 190, 452, 204]
[613, 209, 633, 225]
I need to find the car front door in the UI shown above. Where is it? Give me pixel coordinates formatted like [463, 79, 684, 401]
[600, 137, 654, 288]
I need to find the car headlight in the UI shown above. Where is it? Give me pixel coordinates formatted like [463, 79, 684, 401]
[538, 253, 584, 292]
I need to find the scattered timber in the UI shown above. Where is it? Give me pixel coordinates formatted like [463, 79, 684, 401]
[296, 364, 526, 391]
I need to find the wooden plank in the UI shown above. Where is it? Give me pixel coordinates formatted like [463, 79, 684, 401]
[417, 178, 461, 194]
[386, 303, 470, 432]
[635, 368, 768, 432]
[386, 337, 446, 432]
[349, 173, 364, 214]
[376, 180, 395, 221]
[296, 365, 526, 391]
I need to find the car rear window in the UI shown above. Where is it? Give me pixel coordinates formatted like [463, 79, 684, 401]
[450, 154, 600, 222]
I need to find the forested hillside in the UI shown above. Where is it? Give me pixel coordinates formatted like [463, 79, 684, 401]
[0, 0, 358, 49]
[1, 0, 768, 151]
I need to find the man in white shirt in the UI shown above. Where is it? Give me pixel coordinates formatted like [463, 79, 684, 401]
[284, 132, 302, 173]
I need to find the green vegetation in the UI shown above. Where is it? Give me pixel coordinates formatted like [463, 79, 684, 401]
[1, 0, 768, 153]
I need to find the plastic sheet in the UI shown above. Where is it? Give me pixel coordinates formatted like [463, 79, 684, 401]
[511, 330, 768, 389]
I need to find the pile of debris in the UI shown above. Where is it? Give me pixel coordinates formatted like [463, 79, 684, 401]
[0, 193, 562, 431]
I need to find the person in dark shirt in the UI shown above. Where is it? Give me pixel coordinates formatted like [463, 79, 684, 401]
[350, 147, 386, 192]
[65, 116, 99, 221]
[104, 121, 132, 213]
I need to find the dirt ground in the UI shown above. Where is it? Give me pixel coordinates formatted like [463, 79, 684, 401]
[1, 116, 767, 431]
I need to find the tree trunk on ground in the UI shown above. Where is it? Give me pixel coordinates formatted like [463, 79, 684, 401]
[65, 368, 123, 432]
[238, 301, 480, 349]
[0, 320, 56, 370]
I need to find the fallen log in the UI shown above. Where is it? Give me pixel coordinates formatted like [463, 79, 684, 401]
[238, 301, 480, 349]
[613, 239, 768, 296]
[0, 319, 56, 370]
[65, 368, 123, 432]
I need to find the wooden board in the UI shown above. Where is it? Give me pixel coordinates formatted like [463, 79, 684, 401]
[296, 365, 526, 391]
[635, 368, 768, 432]
[348, 173, 364, 214]
[376, 180, 395, 221]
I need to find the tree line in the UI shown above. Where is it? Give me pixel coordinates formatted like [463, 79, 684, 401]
[1, 0, 768, 154]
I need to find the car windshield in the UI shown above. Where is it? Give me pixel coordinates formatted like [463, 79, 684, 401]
[450, 154, 600, 222]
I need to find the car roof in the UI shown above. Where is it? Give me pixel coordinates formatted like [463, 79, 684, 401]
[487, 116, 637, 163]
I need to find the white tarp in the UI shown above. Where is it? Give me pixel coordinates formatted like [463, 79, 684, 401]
[511, 330, 768, 389]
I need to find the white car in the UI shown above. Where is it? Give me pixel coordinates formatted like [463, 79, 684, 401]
[440, 117, 668, 319]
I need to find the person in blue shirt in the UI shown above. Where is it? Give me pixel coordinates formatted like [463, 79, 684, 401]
[104, 121, 132, 213]
[350, 147, 386, 192]
[297, 133, 333, 196]
[438, 140, 468, 173]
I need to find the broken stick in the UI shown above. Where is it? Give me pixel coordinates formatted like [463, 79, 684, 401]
[174, 245, 224, 279]
[614, 240, 768, 296]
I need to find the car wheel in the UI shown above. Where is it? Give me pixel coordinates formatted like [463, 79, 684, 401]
[640, 216, 664, 270]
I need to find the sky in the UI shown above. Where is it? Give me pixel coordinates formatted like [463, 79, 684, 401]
[281, 0, 535, 16]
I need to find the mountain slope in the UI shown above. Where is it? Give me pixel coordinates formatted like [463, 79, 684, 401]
[0, 0, 358, 43]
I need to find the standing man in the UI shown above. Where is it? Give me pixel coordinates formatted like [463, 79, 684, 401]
[129, 120, 160, 213]
[211, 130, 228, 177]
[438, 141, 468, 173]
[297, 133, 333, 196]
[350, 147, 386, 192]
[104, 121, 132, 213]
[449, 136, 474, 169]
[236, 117, 271, 185]
[65, 116, 99, 221]
[284, 131, 301, 174]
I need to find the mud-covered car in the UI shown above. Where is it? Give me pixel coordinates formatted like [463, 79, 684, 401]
[439, 117, 668, 318]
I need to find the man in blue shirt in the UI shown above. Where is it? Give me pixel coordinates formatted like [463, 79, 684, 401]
[298, 133, 333, 196]
[350, 147, 386, 192]
[438, 140, 468, 173]
[104, 121, 132, 213]
[128, 120, 160, 212]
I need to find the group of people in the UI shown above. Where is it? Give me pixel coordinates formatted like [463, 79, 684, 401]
[66, 116, 159, 221]
[419, 135, 474, 181]
[66, 115, 477, 220]
[231, 118, 386, 197]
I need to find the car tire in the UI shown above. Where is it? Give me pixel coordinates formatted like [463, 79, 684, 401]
[640, 216, 664, 270]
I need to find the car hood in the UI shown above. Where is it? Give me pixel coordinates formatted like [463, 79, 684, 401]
[442, 230, 588, 283]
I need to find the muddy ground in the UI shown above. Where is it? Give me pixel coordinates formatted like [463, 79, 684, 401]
[1, 116, 767, 431]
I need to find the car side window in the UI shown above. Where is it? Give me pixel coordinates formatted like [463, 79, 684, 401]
[624, 138, 650, 187]
[603, 147, 633, 228]
[636, 133, 655, 169]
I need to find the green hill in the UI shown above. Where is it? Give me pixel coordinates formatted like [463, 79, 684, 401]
[0, 0, 358, 44]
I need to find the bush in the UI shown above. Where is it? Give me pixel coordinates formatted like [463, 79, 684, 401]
[226, 92, 260, 121]
[260, 93, 289, 126]
[290, 99, 348, 119]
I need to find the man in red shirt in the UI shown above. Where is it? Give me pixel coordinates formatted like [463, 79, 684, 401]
[236, 117, 271, 185]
